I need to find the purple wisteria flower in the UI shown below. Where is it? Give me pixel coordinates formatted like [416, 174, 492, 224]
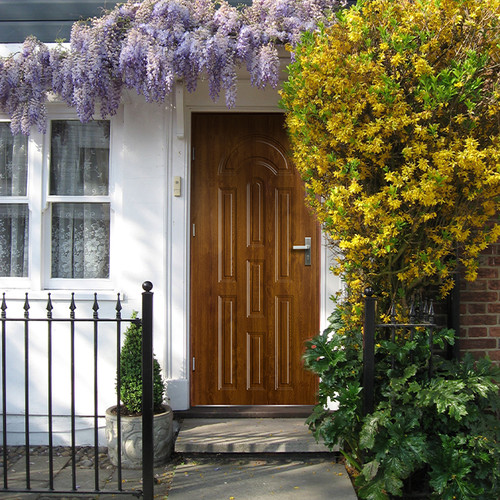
[0, 0, 343, 133]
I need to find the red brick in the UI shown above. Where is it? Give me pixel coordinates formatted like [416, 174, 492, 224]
[464, 280, 488, 291]
[461, 291, 498, 303]
[487, 303, 500, 313]
[466, 351, 486, 360]
[465, 327, 488, 337]
[461, 338, 497, 350]
[478, 267, 498, 279]
[468, 304, 486, 314]
[485, 245, 496, 255]
[489, 350, 500, 361]
[489, 280, 500, 290]
[490, 327, 500, 337]
[461, 315, 498, 326]
[480, 245, 495, 255]
[488, 257, 500, 267]
[482, 349, 500, 362]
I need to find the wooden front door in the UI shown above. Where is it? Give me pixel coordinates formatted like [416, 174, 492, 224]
[190, 113, 319, 406]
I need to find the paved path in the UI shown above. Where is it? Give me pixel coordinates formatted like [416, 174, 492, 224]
[0, 446, 174, 499]
[0, 419, 358, 499]
[169, 418, 357, 499]
[168, 454, 357, 500]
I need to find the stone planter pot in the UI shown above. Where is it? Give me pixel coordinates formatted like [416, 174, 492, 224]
[105, 404, 173, 469]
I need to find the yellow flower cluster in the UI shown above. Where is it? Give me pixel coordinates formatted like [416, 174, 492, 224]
[281, 0, 500, 317]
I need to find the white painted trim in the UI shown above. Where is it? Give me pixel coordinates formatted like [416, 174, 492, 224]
[175, 81, 185, 139]
[167, 90, 191, 410]
[42, 114, 115, 290]
[165, 80, 339, 410]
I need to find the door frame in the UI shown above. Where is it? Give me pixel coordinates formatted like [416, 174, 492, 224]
[165, 83, 341, 411]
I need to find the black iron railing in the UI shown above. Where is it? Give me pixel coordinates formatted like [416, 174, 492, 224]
[362, 288, 439, 416]
[0, 281, 155, 499]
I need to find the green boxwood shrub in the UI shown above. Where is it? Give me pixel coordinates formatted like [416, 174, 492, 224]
[118, 316, 165, 415]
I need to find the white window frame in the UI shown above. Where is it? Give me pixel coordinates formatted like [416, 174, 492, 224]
[0, 110, 116, 291]
[0, 119, 31, 288]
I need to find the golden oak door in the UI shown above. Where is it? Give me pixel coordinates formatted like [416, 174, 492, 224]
[190, 113, 319, 406]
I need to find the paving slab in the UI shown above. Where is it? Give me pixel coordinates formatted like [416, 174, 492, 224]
[0, 447, 175, 499]
[0, 419, 355, 499]
[51, 466, 114, 493]
[167, 455, 357, 500]
[4, 454, 71, 489]
[175, 418, 335, 453]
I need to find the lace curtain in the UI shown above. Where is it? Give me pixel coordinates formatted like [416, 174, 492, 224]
[0, 125, 28, 277]
[50, 121, 110, 279]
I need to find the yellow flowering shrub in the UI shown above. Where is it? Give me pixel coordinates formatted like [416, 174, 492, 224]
[281, 0, 500, 319]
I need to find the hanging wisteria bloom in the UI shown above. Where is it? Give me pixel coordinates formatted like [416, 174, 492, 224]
[0, 0, 344, 134]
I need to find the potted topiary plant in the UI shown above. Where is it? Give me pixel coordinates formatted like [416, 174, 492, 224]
[105, 315, 173, 469]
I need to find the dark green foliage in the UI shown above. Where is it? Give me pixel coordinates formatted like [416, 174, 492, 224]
[304, 307, 500, 499]
[119, 317, 165, 415]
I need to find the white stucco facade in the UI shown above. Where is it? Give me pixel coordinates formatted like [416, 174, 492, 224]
[0, 61, 341, 444]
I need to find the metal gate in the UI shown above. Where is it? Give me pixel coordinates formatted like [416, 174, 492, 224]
[1, 281, 157, 498]
[362, 287, 460, 416]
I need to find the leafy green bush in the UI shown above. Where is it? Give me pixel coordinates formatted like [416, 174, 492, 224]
[304, 309, 500, 499]
[119, 316, 165, 415]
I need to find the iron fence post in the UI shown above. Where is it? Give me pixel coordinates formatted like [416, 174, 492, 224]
[363, 288, 376, 416]
[447, 274, 461, 360]
[141, 281, 154, 500]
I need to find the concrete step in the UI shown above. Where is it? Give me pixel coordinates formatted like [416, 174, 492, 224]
[174, 418, 336, 454]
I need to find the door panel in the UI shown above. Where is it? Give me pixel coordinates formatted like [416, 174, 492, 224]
[190, 113, 319, 406]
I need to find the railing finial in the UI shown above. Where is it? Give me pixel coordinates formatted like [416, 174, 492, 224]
[92, 293, 99, 319]
[1, 293, 6, 317]
[115, 293, 122, 319]
[23, 293, 30, 319]
[46, 293, 53, 319]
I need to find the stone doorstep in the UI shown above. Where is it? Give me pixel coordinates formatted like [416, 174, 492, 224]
[174, 418, 337, 454]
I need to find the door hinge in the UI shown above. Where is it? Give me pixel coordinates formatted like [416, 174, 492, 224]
[192, 147, 195, 161]
[192, 223, 196, 237]
[192, 357, 196, 371]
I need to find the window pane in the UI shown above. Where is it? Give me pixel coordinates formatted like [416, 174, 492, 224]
[0, 124, 28, 196]
[0, 204, 29, 277]
[50, 121, 110, 196]
[51, 203, 110, 279]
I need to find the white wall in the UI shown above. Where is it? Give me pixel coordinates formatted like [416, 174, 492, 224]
[0, 68, 341, 446]
[0, 95, 171, 445]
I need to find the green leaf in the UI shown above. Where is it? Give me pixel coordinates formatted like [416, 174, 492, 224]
[360, 411, 385, 449]
[357, 477, 390, 500]
[361, 459, 380, 481]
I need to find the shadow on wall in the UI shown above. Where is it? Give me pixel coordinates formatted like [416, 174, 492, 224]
[0, 297, 130, 446]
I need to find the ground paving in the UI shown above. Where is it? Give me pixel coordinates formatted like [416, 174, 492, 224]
[167, 454, 357, 500]
[0, 418, 358, 499]
[0, 446, 175, 499]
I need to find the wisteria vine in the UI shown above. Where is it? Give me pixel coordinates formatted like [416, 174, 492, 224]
[0, 0, 344, 134]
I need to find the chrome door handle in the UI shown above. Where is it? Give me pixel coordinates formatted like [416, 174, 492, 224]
[292, 237, 311, 266]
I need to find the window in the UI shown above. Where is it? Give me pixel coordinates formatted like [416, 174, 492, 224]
[49, 121, 110, 279]
[0, 124, 29, 277]
[0, 118, 112, 287]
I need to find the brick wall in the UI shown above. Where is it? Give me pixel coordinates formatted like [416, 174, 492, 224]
[460, 241, 500, 363]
